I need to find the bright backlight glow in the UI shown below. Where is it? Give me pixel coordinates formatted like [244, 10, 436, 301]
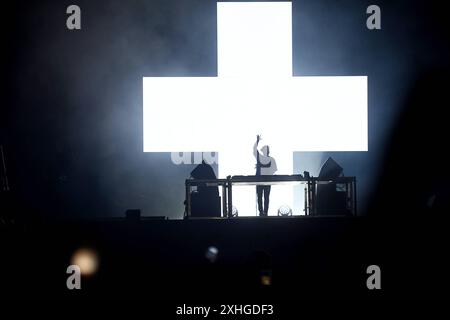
[143, 2, 368, 216]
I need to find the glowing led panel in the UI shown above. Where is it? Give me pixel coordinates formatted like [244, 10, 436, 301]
[143, 2, 367, 216]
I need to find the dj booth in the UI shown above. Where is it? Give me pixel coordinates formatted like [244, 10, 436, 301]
[185, 175, 356, 218]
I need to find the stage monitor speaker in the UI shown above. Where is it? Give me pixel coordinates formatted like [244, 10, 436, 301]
[191, 193, 221, 218]
[188, 160, 221, 218]
[316, 157, 349, 216]
[318, 157, 343, 180]
[190, 160, 217, 179]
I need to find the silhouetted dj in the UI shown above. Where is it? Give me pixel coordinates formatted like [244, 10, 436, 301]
[254, 135, 277, 216]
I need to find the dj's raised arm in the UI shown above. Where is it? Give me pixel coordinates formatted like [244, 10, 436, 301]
[253, 134, 261, 158]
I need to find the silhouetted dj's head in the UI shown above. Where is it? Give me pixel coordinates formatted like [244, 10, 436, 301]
[261, 145, 270, 156]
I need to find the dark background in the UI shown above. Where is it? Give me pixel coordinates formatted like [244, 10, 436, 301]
[2, 0, 450, 302]
[2, 0, 449, 219]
